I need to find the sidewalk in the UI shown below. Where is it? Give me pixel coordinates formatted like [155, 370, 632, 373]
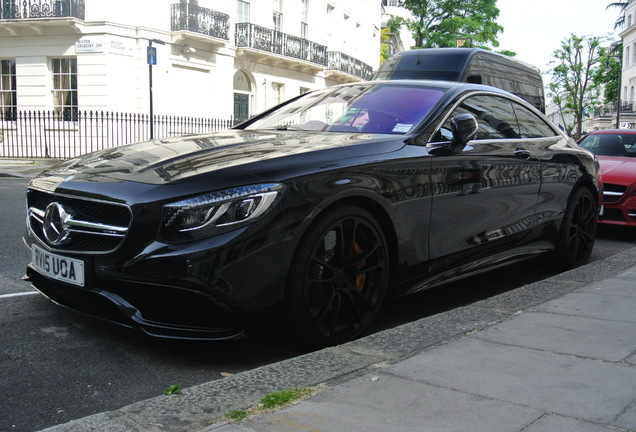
[36, 247, 636, 432]
[0, 158, 60, 178]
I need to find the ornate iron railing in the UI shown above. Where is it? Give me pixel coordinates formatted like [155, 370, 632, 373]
[586, 101, 635, 118]
[327, 51, 374, 80]
[235, 23, 328, 67]
[170, 2, 229, 40]
[0, 0, 84, 20]
[0, 110, 244, 159]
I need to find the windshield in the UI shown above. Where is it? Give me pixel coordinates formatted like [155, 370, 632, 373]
[578, 133, 636, 157]
[245, 84, 444, 134]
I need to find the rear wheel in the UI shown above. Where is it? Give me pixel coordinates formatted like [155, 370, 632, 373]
[286, 206, 389, 347]
[553, 187, 597, 269]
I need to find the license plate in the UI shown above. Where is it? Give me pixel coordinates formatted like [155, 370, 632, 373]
[32, 244, 85, 287]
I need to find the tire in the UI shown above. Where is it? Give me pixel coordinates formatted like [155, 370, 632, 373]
[553, 187, 597, 269]
[285, 206, 390, 347]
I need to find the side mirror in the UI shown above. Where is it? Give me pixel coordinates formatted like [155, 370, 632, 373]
[449, 113, 478, 153]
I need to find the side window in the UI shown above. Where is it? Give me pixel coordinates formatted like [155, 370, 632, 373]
[436, 95, 519, 141]
[512, 101, 558, 138]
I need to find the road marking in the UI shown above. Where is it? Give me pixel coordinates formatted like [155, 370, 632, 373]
[0, 291, 39, 299]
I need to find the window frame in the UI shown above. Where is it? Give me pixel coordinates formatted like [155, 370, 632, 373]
[51, 57, 79, 122]
[431, 93, 559, 144]
[0, 59, 17, 121]
[236, 0, 250, 23]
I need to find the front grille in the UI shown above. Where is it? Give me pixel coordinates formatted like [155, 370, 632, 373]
[602, 183, 627, 203]
[27, 189, 132, 254]
[599, 208, 624, 222]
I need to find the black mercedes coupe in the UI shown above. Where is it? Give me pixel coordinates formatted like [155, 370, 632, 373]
[24, 80, 601, 346]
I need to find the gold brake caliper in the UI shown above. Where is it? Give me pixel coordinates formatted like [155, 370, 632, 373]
[353, 241, 366, 292]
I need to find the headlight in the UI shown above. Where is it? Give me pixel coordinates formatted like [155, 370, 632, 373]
[159, 183, 284, 241]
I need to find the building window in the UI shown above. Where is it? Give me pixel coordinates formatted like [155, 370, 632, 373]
[301, 0, 308, 39]
[237, 0, 250, 23]
[0, 59, 17, 121]
[273, 0, 283, 32]
[327, 4, 335, 40]
[272, 82, 284, 105]
[52, 58, 78, 121]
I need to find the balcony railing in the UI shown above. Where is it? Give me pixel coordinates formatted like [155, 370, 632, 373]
[327, 51, 374, 80]
[587, 101, 635, 118]
[235, 23, 328, 67]
[0, 0, 84, 20]
[170, 2, 229, 41]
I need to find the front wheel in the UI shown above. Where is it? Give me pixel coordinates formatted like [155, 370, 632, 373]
[553, 186, 597, 269]
[285, 206, 390, 347]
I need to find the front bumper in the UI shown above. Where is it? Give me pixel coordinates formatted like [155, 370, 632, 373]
[24, 208, 298, 340]
[25, 264, 248, 340]
[599, 192, 636, 226]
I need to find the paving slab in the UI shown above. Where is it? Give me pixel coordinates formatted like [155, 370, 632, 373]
[228, 373, 543, 432]
[387, 338, 636, 425]
[521, 414, 618, 432]
[475, 311, 636, 361]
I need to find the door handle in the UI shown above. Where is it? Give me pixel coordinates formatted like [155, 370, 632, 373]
[513, 148, 531, 160]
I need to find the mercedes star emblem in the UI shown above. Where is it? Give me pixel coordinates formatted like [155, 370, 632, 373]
[43, 202, 71, 245]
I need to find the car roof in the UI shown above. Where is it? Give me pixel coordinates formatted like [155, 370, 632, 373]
[355, 78, 517, 95]
[587, 129, 636, 134]
[385, 47, 541, 73]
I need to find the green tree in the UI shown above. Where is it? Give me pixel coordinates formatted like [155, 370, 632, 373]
[380, 16, 406, 63]
[397, 0, 503, 49]
[592, 43, 622, 107]
[548, 34, 606, 139]
[606, 1, 630, 29]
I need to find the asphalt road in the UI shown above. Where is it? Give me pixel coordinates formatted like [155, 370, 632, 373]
[1, 176, 635, 432]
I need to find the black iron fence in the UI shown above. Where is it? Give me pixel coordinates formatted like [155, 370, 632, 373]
[0, 110, 242, 159]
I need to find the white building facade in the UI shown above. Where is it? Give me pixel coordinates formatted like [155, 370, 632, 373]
[0, 0, 380, 125]
[616, 0, 636, 130]
[586, 0, 636, 131]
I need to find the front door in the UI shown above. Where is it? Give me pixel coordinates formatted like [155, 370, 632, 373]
[234, 93, 249, 123]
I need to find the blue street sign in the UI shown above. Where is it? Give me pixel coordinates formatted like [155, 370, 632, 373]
[147, 46, 157, 65]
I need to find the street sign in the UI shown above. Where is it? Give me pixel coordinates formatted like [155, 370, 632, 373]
[620, 122, 632, 129]
[147, 46, 157, 65]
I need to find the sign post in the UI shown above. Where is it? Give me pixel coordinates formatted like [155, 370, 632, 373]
[148, 39, 165, 139]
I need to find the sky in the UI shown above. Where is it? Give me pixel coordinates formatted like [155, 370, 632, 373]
[496, 0, 621, 73]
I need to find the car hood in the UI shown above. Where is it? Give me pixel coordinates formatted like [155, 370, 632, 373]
[598, 156, 636, 184]
[33, 130, 406, 187]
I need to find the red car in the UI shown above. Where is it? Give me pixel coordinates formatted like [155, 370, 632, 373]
[578, 129, 636, 226]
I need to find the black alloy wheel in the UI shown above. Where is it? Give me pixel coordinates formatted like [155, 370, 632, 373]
[554, 187, 597, 269]
[286, 206, 390, 347]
